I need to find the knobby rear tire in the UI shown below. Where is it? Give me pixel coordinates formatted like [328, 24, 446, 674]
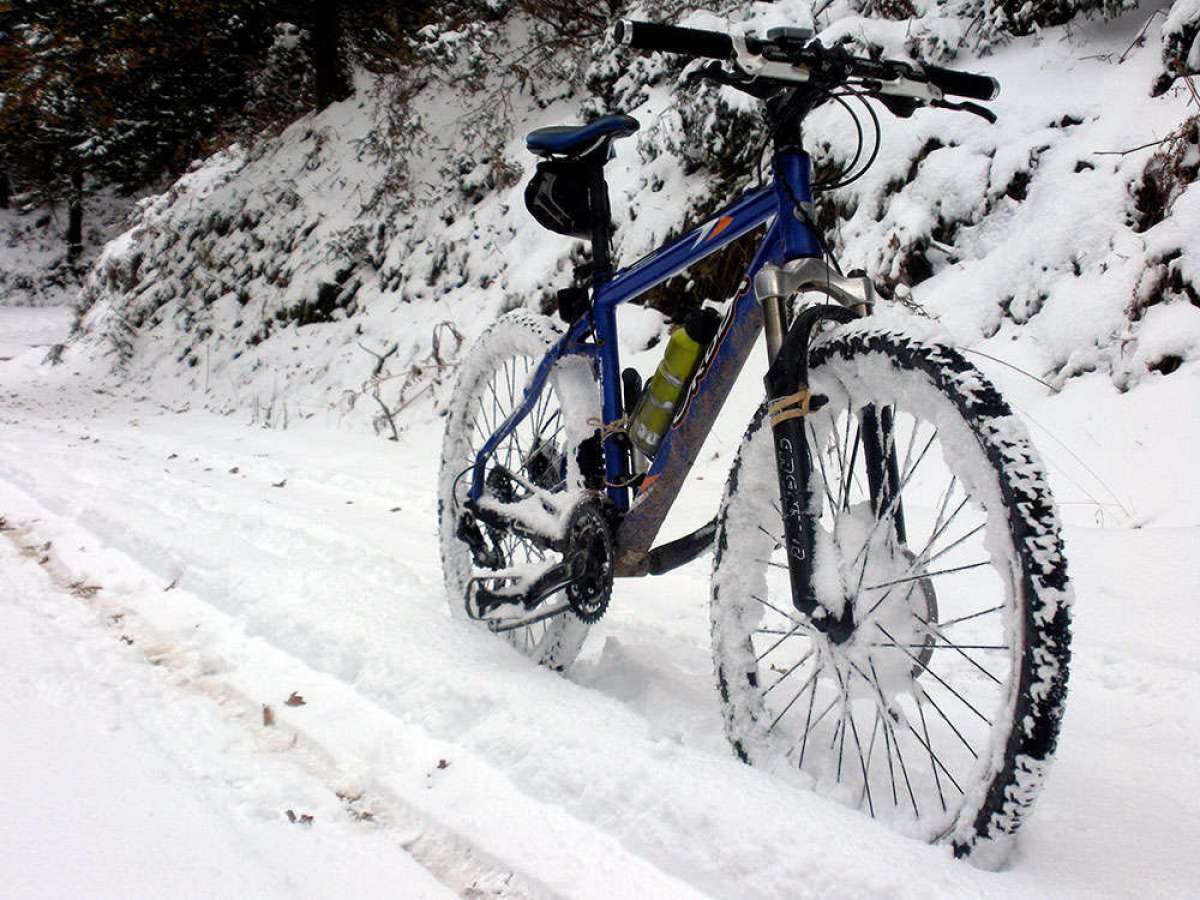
[438, 310, 598, 670]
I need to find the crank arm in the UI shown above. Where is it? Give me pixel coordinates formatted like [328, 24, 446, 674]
[469, 560, 574, 618]
[484, 601, 574, 633]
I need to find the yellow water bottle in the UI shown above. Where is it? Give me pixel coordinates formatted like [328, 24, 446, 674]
[628, 308, 720, 458]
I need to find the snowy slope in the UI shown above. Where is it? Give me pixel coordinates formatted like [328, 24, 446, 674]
[64, 5, 1199, 429]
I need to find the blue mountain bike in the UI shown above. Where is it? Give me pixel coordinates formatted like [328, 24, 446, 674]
[439, 20, 1071, 860]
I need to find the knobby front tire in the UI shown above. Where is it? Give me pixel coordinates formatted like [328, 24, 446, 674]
[710, 322, 1071, 862]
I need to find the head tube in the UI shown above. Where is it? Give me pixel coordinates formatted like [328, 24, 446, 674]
[772, 150, 823, 261]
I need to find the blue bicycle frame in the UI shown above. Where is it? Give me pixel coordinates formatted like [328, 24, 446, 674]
[467, 149, 824, 575]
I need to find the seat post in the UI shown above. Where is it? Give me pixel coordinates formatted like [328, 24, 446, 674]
[587, 164, 614, 285]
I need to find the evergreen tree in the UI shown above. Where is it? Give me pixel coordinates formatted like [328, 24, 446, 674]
[0, 0, 292, 250]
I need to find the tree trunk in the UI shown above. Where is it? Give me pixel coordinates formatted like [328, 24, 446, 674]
[0, 168, 9, 210]
[312, 0, 351, 108]
[67, 166, 83, 257]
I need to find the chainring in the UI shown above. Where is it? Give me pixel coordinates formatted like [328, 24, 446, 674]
[563, 500, 614, 624]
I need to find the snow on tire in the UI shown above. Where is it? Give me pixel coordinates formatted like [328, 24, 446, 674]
[710, 322, 1071, 863]
[438, 310, 598, 670]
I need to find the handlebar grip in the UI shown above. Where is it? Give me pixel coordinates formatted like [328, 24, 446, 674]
[921, 64, 999, 101]
[614, 19, 733, 60]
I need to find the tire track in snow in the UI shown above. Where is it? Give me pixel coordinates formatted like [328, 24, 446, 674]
[0, 510, 701, 900]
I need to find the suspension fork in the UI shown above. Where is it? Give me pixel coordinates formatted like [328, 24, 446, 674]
[755, 258, 879, 644]
[860, 405, 907, 545]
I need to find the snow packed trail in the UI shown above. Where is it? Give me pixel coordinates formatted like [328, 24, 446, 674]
[1, 308, 1197, 898]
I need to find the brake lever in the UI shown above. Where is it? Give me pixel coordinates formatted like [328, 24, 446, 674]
[687, 59, 784, 99]
[871, 93, 917, 118]
[683, 60, 723, 87]
[931, 98, 997, 123]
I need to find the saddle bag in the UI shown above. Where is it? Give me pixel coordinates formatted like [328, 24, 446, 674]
[524, 159, 594, 239]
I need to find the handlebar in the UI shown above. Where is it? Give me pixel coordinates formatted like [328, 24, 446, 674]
[614, 18, 1000, 106]
[922, 63, 999, 101]
[613, 19, 740, 60]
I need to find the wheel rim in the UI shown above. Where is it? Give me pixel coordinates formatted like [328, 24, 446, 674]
[724, 384, 1022, 841]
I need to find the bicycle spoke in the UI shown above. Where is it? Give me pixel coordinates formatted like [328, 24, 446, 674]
[863, 520, 988, 620]
[912, 615, 1006, 685]
[858, 662, 920, 819]
[485, 380, 512, 471]
[802, 692, 841, 752]
[756, 524, 783, 546]
[763, 648, 815, 697]
[833, 665, 875, 816]
[861, 708, 882, 810]
[901, 716, 964, 796]
[747, 592, 804, 626]
[862, 559, 992, 591]
[881, 704, 899, 807]
[917, 695, 947, 813]
[829, 403, 847, 476]
[920, 521, 988, 571]
[840, 420, 862, 511]
[928, 475, 961, 545]
[768, 665, 822, 735]
[808, 421, 840, 511]
[897, 418, 922, 485]
[871, 642, 1009, 650]
[755, 621, 808, 662]
[918, 685, 980, 760]
[939, 604, 1005, 629]
[875, 623, 992, 725]
[888, 709, 920, 818]
[847, 427, 938, 580]
[835, 398, 854, 507]
[476, 396, 495, 440]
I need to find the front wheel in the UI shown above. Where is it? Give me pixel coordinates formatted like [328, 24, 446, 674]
[710, 323, 1071, 862]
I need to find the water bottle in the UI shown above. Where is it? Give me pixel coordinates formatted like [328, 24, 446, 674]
[628, 307, 720, 458]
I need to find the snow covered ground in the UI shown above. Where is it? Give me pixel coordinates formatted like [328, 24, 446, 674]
[1, 302, 1197, 897]
[0, 307, 72, 361]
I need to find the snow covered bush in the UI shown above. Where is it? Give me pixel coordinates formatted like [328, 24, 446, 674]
[1156, 0, 1200, 94]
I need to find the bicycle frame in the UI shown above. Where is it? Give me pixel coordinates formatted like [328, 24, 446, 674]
[466, 148, 827, 575]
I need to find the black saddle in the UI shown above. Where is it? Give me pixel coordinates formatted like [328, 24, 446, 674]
[526, 114, 640, 158]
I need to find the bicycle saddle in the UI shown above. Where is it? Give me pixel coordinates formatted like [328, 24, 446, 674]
[526, 114, 640, 158]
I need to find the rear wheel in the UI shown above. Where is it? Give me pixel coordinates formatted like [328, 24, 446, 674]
[439, 311, 599, 670]
[710, 324, 1071, 861]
